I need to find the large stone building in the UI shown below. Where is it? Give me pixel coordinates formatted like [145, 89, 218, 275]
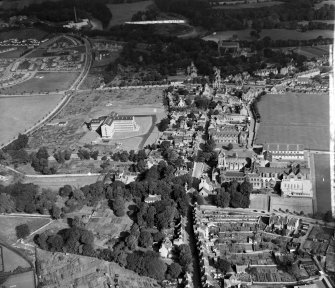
[281, 168, 313, 197]
[263, 143, 305, 161]
[90, 112, 139, 139]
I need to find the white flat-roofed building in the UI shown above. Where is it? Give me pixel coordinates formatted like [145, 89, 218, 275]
[101, 114, 138, 139]
[263, 143, 305, 160]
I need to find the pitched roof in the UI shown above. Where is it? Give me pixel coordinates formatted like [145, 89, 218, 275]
[264, 143, 304, 152]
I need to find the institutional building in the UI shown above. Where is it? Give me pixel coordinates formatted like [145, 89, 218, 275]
[90, 112, 139, 139]
[263, 143, 305, 160]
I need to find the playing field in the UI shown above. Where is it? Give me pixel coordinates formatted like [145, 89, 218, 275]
[314, 154, 332, 213]
[0, 94, 63, 146]
[203, 29, 334, 42]
[270, 196, 313, 214]
[0, 28, 49, 41]
[107, 0, 153, 28]
[1, 271, 35, 288]
[2, 246, 31, 272]
[254, 93, 329, 151]
[293, 45, 330, 59]
[249, 194, 270, 211]
[0, 72, 80, 94]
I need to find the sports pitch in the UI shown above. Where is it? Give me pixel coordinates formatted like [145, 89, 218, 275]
[254, 93, 329, 151]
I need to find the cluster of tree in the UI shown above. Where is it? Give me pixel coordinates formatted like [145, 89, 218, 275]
[77, 148, 99, 160]
[157, 118, 170, 132]
[53, 149, 71, 164]
[16, 224, 30, 239]
[159, 141, 186, 168]
[31, 147, 57, 174]
[154, 0, 334, 31]
[20, 0, 112, 28]
[0, 182, 61, 216]
[35, 225, 95, 257]
[131, 8, 158, 22]
[110, 149, 147, 163]
[215, 180, 252, 209]
[0, 134, 29, 166]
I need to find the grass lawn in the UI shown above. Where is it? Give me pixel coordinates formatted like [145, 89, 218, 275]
[249, 194, 269, 211]
[294, 46, 330, 58]
[1, 271, 35, 288]
[254, 93, 329, 151]
[0, 72, 80, 94]
[213, 1, 283, 9]
[0, 94, 63, 146]
[0, 47, 27, 58]
[0, 217, 50, 244]
[1, 246, 31, 272]
[107, 0, 153, 28]
[203, 29, 334, 42]
[314, 154, 332, 213]
[270, 196, 313, 214]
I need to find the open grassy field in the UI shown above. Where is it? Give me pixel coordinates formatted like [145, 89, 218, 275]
[1, 271, 35, 288]
[314, 154, 332, 213]
[270, 196, 313, 214]
[0, 47, 27, 58]
[0, 94, 63, 146]
[213, 1, 283, 9]
[29, 88, 165, 150]
[293, 45, 330, 58]
[314, 0, 335, 9]
[107, 0, 153, 28]
[0, 28, 49, 41]
[0, 72, 80, 94]
[2, 245, 31, 272]
[254, 93, 329, 151]
[0, 217, 50, 244]
[203, 29, 334, 42]
[249, 194, 270, 211]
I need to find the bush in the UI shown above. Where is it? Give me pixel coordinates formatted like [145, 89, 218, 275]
[16, 224, 30, 239]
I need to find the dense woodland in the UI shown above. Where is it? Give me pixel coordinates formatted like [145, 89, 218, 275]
[19, 0, 112, 28]
[154, 0, 335, 31]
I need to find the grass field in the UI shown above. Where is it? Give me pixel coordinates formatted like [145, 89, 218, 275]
[270, 196, 313, 214]
[0, 28, 49, 41]
[249, 194, 269, 211]
[0, 94, 63, 146]
[2, 246, 31, 272]
[0, 72, 80, 94]
[107, 0, 153, 28]
[294, 45, 330, 58]
[213, 1, 283, 9]
[314, 0, 335, 9]
[1, 271, 35, 288]
[314, 154, 332, 213]
[0, 47, 27, 58]
[254, 93, 329, 151]
[0, 217, 50, 244]
[203, 29, 334, 42]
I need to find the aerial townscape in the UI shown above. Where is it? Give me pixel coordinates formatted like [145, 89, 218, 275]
[0, 0, 334, 288]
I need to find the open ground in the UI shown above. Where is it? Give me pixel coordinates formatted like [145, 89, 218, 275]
[37, 249, 159, 288]
[107, 0, 153, 28]
[29, 88, 165, 150]
[0, 94, 63, 146]
[314, 154, 332, 213]
[0, 72, 80, 94]
[0, 217, 50, 244]
[254, 92, 329, 151]
[203, 29, 334, 42]
[213, 1, 283, 9]
[270, 196, 313, 214]
[0, 28, 49, 41]
[0, 271, 35, 288]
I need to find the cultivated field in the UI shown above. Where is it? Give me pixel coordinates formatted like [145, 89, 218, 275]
[203, 29, 334, 42]
[0, 94, 63, 146]
[270, 196, 313, 214]
[107, 0, 153, 27]
[314, 154, 332, 213]
[0, 217, 50, 244]
[37, 249, 159, 288]
[254, 93, 329, 151]
[23, 174, 101, 191]
[213, 1, 283, 9]
[0, 72, 80, 94]
[29, 88, 165, 150]
[293, 45, 330, 58]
